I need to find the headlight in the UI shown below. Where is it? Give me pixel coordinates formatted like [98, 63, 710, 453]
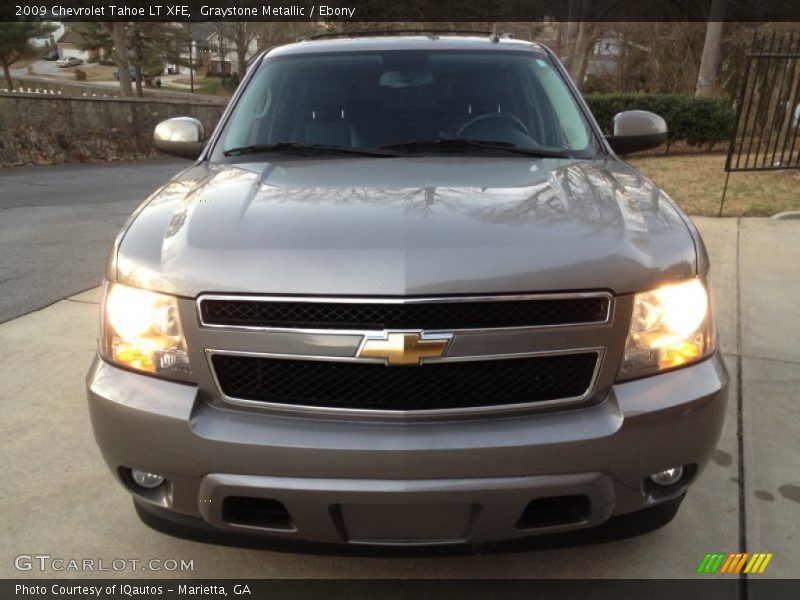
[101, 282, 193, 381]
[617, 278, 715, 381]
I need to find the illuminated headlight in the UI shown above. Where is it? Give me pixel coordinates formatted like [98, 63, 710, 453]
[101, 282, 193, 381]
[617, 278, 715, 381]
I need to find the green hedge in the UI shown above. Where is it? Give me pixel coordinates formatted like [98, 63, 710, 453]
[584, 93, 734, 152]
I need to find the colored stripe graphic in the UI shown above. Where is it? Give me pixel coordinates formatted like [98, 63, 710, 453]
[732, 553, 749, 573]
[744, 554, 762, 573]
[698, 553, 774, 574]
[697, 553, 727, 573]
[757, 554, 773, 573]
[723, 553, 740, 573]
[697, 554, 712, 573]
[720, 553, 736, 573]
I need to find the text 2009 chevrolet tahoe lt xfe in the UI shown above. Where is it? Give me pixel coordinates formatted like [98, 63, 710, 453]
[86, 34, 728, 548]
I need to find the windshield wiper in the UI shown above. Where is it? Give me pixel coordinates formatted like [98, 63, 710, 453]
[378, 138, 571, 158]
[223, 142, 395, 158]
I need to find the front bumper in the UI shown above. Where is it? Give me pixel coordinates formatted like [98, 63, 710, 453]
[87, 352, 728, 546]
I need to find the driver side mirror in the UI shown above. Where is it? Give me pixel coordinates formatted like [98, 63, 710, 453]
[606, 110, 667, 155]
[153, 117, 205, 159]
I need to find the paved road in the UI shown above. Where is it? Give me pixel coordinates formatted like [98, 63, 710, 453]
[0, 159, 191, 323]
[10, 59, 87, 78]
[13, 60, 189, 85]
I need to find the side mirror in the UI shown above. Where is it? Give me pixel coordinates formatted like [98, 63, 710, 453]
[153, 117, 205, 159]
[606, 110, 667, 155]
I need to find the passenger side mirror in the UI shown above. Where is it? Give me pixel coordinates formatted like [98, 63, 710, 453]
[153, 117, 205, 159]
[605, 110, 667, 155]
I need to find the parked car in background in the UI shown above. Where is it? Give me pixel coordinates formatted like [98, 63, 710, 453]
[42, 49, 59, 61]
[88, 33, 728, 549]
[56, 56, 82, 68]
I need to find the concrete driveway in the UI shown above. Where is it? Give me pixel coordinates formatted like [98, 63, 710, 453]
[0, 215, 797, 580]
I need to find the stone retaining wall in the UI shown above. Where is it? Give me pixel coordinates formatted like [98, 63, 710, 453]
[0, 93, 227, 166]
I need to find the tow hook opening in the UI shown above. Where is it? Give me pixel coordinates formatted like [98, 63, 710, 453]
[222, 496, 295, 531]
[515, 495, 591, 530]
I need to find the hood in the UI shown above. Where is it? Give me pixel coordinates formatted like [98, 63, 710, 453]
[114, 157, 698, 298]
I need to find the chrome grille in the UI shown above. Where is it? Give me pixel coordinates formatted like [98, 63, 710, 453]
[196, 292, 614, 416]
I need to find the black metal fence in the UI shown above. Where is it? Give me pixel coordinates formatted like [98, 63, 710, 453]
[725, 32, 800, 173]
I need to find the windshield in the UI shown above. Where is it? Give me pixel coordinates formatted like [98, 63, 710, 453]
[213, 48, 599, 160]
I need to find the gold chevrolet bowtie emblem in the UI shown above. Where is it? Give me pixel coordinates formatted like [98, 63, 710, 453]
[358, 332, 451, 366]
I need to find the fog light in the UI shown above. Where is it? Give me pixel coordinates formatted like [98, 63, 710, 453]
[649, 466, 684, 487]
[131, 469, 165, 489]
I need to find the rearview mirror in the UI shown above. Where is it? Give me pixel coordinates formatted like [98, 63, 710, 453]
[153, 117, 205, 159]
[606, 110, 667, 155]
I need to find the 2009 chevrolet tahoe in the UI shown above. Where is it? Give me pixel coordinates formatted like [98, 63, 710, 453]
[86, 33, 728, 548]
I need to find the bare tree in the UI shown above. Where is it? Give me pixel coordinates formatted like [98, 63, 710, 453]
[571, 22, 605, 85]
[103, 22, 132, 97]
[607, 22, 704, 94]
[220, 22, 261, 81]
[130, 24, 145, 98]
[257, 21, 320, 51]
[695, 0, 728, 96]
[216, 19, 315, 83]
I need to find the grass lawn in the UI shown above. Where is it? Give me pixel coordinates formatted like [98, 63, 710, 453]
[628, 153, 800, 217]
[81, 64, 118, 82]
[162, 76, 233, 97]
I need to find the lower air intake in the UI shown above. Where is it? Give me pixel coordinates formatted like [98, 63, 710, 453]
[211, 352, 598, 412]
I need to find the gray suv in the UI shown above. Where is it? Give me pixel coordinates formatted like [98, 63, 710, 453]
[87, 34, 728, 548]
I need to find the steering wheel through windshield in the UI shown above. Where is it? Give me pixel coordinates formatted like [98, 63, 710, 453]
[456, 113, 532, 139]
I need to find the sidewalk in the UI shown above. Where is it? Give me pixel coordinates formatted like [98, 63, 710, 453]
[698, 217, 800, 581]
[0, 218, 797, 579]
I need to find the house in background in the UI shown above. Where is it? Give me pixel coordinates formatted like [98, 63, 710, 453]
[585, 31, 623, 79]
[56, 28, 98, 63]
[175, 24, 215, 75]
[536, 24, 624, 84]
[30, 21, 65, 48]
[206, 31, 233, 76]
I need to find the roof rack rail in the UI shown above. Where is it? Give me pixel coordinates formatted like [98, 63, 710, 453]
[308, 29, 496, 41]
